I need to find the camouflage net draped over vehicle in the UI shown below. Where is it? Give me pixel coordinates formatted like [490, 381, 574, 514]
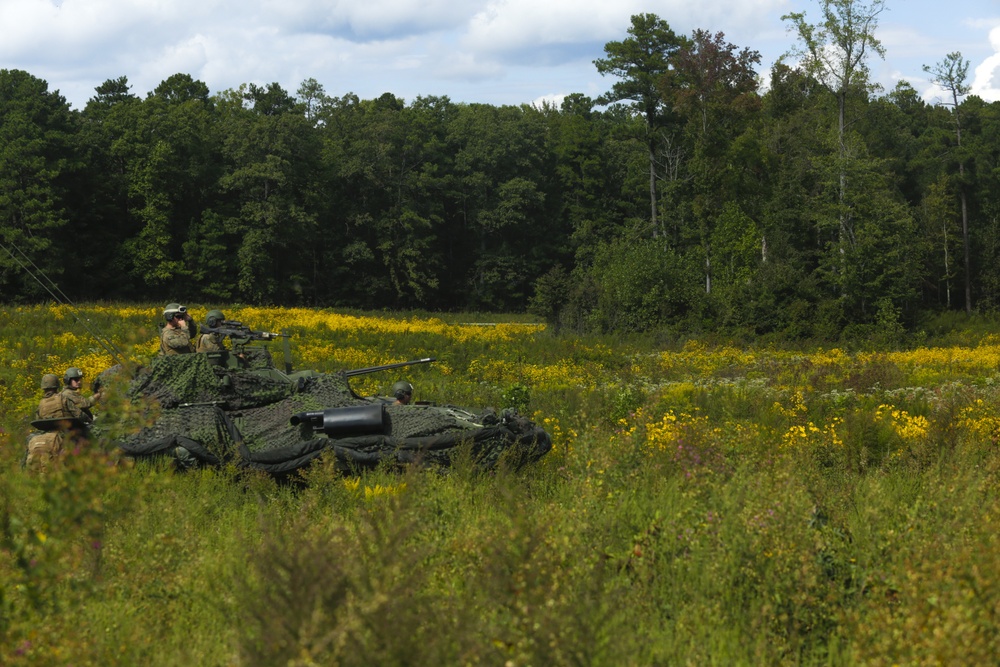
[117, 351, 551, 475]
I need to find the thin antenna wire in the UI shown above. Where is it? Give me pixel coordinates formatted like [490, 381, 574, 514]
[1, 240, 128, 367]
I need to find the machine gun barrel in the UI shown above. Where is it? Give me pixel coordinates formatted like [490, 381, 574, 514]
[344, 357, 436, 377]
[200, 324, 289, 341]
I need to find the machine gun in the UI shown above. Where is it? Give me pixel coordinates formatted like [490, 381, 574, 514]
[200, 320, 290, 342]
[344, 357, 436, 377]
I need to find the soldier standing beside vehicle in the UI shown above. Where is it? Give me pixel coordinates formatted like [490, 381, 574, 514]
[60, 367, 101, 424]
[27, 373, 83, 472]
[35, 374, 78, 421]
[196, 309, 227, 353]
[160, 303, 197, 355]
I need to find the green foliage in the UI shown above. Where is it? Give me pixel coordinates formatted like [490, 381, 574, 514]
[527, 264, 570, 328]
[606, 384, 645, 425]
[0, 70, 78, 300]
[7, 307, 1000, 663]
[501, 383, 531, 413]
[584, 237, 695, 333]
[6, 10, 1000, 333]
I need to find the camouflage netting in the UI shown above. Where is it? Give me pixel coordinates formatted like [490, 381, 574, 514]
[119, 352, 551, 475]
[127, 353, 296, 410]
[118, 404, 238, 465]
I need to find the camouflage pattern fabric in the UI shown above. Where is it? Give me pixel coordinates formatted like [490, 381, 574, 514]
[60, 388, 96, 423]
[26, 393, 96, 472]
[119, 404, 239, 465]
[196, 332, 224, 353]
[127, 353, 295, 410]
[160, 326, 192, 355]
[36, 392, 79, 420]
[118, 351, 551, 475]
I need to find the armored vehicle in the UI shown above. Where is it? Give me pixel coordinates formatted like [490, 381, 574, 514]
[114, 342, 551, 476]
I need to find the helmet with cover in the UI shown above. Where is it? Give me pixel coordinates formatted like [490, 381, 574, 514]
[392, 380, 414, 401]
[41, 373, 60, 390]
[163, 302, 187, 321]
[205, 309, 226, 328]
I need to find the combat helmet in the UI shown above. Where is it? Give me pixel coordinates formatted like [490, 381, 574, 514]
[392, 380, 414, 401]
[205, 309, 226, 328]
[64, 367, 84, 383]
[163, 302, 187, 321]
[41, 373, 60, 391]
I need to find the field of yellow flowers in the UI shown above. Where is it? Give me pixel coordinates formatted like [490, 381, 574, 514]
[3, 304, 1000, 665]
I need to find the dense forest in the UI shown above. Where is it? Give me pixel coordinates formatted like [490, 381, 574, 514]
[2, 4, 998, 340]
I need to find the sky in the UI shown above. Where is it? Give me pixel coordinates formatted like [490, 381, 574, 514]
[1, 0, 999, 111]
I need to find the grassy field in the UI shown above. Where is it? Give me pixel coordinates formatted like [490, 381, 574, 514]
[3, 304, 1000, 665]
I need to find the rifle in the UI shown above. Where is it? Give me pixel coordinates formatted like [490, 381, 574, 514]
[344, 357, 436, 377]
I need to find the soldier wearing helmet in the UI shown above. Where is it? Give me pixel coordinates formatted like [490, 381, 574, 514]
[60, 367, 100, 424]
[196, 309, 227, 353]
[28, 373, 84, 472]
[40, 373, 60, 392]
[392, 380, 414, 405]
[160, 302, 197, 355]
[35, 374, 78, 420]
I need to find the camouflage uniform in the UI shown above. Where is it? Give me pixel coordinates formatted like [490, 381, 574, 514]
[60, 386, 97, 424]
[36, 389, 79, 421]
[159, 302, 197, 355]
[160, 326, 193, 355]
[27, 376, 81, 472]
[196, 331, 224, 353]
[196, 309, 226, 353]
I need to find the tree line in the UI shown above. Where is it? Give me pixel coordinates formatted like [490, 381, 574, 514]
[2, 2, 999, 340]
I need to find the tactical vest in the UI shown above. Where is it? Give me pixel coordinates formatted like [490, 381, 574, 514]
[36, 393, 75, 420]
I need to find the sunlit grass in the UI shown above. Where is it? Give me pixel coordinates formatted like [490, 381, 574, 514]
[4, 304, 1000, 664]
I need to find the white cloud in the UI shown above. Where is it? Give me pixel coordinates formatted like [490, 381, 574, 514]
[460, 0, 789, 62]
[2, 0, 998, 110]
[432, 49, 505, 82]
[531, 92, 566, 109]
[968, 23, 1000, 102]
[258, 0, 485, 40]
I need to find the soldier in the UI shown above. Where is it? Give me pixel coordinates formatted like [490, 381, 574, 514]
[27, 373, 82, 472]
[196, 309, 227, 353]
[160, 302, 197, 355]
[60, 367, 100, 424]
[392, 380, 414, 405]
[35, 373, 78, 421]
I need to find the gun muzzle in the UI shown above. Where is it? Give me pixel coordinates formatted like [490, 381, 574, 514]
[289, 410, 324, 428]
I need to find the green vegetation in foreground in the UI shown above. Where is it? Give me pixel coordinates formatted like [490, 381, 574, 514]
[3, 306, 1000, 664]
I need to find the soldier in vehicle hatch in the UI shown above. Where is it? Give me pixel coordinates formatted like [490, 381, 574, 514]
[392, 380, 414, 405]
[160, 303, 197, 355]
[196, 309, 227, 353]
[368, 380, 415, 405]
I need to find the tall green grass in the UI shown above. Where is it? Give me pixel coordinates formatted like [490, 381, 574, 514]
[3, 305, 1000, 664]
